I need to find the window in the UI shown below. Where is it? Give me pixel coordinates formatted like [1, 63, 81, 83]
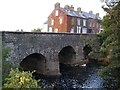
[77, 18, 80, 25]
[49, 27, 52, 32]
[77, 26, 81, 33]
[83, 19, 86, 26]
[55, 28, 58, 32]
[89, 23, 92, 27]
[51, 19, 54, 26]
[79, 27, 81, 33]
[82, 28, 87, 33]
[93, 23, 95, 27]
[71, 17, 75, 25]
[55, 10, 58, 16]
[59, 17, 62, 24]
[97, 23, 99, 28]
[70, 27, 74, 33]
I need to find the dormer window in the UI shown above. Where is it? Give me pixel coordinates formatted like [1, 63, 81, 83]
[55, 10, 58, 16]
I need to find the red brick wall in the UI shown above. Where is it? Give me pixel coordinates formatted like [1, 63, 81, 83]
[48, 9, 68, 32]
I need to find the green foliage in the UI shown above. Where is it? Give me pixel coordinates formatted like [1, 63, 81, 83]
[80, 35, 101, 60]
[98, 60, 120, 89]
[0, 36, 2, 88]
[3, 68, 41, 89]
[2, 47, 13, 85]
[31, 28, 42, 32]
[98, 1, 120, 88]
[99, 1, 120, 62]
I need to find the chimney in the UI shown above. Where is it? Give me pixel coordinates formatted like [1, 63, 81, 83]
[89, 11, 93, 14]
[96, 13, 99, 18]
[70, 5, 74, 10]
[64, 5, 70, 9]
[77, 7, 81, 12]
[55, 2, 60, 10]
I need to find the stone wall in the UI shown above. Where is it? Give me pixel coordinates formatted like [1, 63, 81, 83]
[1, 31, 99, 75]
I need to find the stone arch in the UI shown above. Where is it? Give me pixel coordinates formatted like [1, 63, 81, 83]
[58, 46, 76, 65]
[83, 44, 92, 59]
[20, 53, 47, 74]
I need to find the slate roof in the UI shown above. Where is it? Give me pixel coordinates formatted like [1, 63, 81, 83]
[44, 20, 48, 24]
[61, 7, 86, 18]
[81, 11, 101, 20]
[60, 7, 101, 20]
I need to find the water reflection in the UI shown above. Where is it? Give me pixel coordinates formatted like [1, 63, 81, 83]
[33, 62, 104, 89]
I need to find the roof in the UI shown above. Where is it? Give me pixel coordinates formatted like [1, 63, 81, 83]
[61, 7, 86, 18]
[81, 11, 101, 20]
[43, 20, 48, 24]
[60, 7, 101, 20]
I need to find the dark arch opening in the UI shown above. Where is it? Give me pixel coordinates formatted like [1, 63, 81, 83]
[20, 53, 46, 74]
[58, 46, 76, 65]
[83, 44, 92, 59]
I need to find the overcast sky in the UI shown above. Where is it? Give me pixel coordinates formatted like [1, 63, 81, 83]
[0, 0, 106, 31]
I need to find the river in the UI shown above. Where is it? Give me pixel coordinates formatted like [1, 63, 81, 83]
[33, 61, 104, 89]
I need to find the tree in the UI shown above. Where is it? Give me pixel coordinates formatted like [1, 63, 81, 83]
[31, 28, 42, 32]
[101, 0, 120, 8]
[98, 0, 120, 89]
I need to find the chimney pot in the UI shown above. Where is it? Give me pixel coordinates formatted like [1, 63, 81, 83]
[64, 5, 70, 9]
[77, 7, 81, 12]
[89, 11, 93, 14]
[55, 2, 60, 10]
[70, 5, 74, 10]
[96, 13, 99, 18]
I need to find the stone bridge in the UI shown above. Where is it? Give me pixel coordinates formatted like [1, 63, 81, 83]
[1, 31, 100, 76]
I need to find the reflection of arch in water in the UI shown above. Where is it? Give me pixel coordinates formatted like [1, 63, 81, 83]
[83, 44, 92, 59]
[20, 53, 47, 74]
[58, 46, 76, 64]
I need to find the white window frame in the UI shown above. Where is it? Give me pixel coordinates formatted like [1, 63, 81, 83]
[82, 28, 87, 34]
[55, 10, 58, 16]
[89, 23, 92, 27]
[59, 17, 62, 24]
[79, 27, 81, 33]
[70, 27, 74, 33]
[77, 26, 79, 33]
[83, 19, 86, 26]
[55, 28, 58, 32]
[77, 26, 81, 33]
[49, 27, 52, 32]
[77, 18, 80, 25]
[51, 19, 54, 26]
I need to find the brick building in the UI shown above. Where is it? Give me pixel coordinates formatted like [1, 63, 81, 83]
[47, 2, 102, 33]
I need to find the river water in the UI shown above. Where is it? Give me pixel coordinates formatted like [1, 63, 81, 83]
[33, 62, 104, 89]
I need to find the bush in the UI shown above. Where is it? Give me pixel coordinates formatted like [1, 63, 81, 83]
[2, 47, 14, 85]
[3, 68, 41, 89]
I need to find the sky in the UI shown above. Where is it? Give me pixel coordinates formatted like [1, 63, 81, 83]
[0, 0, 106, 32]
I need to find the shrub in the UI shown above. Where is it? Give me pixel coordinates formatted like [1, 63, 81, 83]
[3, 68, 41, 89]
[2, 47, 14, 85]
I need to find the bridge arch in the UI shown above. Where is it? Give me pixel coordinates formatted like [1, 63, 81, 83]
[83, 44, 92, 59]
[58, 46, 76, 65]
[20, 53, 47, 74]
